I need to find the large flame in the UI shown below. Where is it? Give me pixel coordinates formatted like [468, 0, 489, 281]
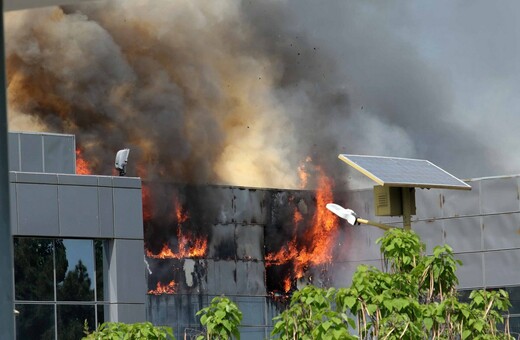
[265, 163, 340, 291]
[75, 148, 92, 175]
[146, 194, 208, 259]
[147, 280, 177, 295]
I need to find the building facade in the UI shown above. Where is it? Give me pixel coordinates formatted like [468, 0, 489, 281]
[8, 132, 146, 339]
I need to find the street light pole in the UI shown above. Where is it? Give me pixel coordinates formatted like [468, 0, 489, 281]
[0, 1, 15, 338]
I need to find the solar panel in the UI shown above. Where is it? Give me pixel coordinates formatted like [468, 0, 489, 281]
[339, 154, 471, 190]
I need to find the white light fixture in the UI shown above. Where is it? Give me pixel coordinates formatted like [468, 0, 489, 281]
[115, 148, 130, 176]
[326, 203, 393, 231]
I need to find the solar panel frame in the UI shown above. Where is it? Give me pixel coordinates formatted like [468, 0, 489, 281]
[339, 154, 471, 190]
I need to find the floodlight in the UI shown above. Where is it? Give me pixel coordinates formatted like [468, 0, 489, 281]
[325, 203, 358, 225]
[115, 148, 130, 176]
[327, 203, 392, 231]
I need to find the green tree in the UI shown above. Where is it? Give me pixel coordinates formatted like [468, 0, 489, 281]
[196, 296, 242, 340]
[83, 321, 174, 340]
[272, 228, 513, 339]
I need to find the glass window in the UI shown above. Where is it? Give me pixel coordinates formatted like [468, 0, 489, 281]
[57, 239, 95, 301]
[95, 240, 105, 302]
[14, 238, 55, 301]
[15, 304, 55, 340]
[14, 237, 108, 339]
[57, 305, 95, 340]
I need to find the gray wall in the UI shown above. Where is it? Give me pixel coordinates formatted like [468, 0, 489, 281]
[8, 132, 76, 174]
[9, 131, 146, 323]
[339, 175, 520, 290]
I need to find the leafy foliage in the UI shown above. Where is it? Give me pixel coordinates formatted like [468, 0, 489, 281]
[271, 228, 514, 339]
[82, 321, 174, 340]
[196, 296, 242, 340]
[271, 285, 356, 340]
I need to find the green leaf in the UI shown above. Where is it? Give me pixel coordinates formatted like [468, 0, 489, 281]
[462, 330, 471, 340]
[423, 317, 433, 331]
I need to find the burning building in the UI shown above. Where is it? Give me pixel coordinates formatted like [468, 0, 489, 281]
[5, 0, 520, 338]
[141, 166, 352, 339]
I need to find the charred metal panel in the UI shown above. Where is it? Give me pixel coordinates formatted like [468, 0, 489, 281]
[232, 187, 268, 225]
[443, 183, 480, 218]
[480, 177, 520, 214]
[482, 213, 520, 251]
[455, 253, 484, 289]
[211, 186, 236, 224]
[443, 217, 482, 253]
[236, 225, 263, 260]
[236, 261, 266, 295]
[206, 260, 238, 295]
[484, 249, 520, 287]
[209, 224, 236, 260]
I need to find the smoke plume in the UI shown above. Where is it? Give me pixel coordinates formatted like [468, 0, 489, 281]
[6, 0, 506, 189]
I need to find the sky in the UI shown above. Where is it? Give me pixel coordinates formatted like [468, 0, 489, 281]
[5, 0, 520, 189]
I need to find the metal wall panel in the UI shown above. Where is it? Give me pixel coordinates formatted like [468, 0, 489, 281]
[412, 220, 444, 254]
[443, 217, 482, 253]
[442, 182, 480, 218]
[211, 186, 235, 224]
[232, 188, 267, 225]
[9, 183, 17, 234]
[114, 304, 147, 324]
[236, 261, 266, 295]
[19, 133, 44, 172]
[43, 134, 75, 174]
[209, 224, 236, 260]
[484, 249, 520, 287]
[482, 213, 520, 251]
[206, 260, 237, 295]
[98, 187, 115, 238]
[113, 187, 143, 239]
[113, 239, 147, 304]
[238, 327, 267, 340]
[414, 188, 443, 220]
[480, 177, 520, 214]
[17, 183, 59, 235]
[8, 133, 20, 171]
[235, 296, 266, 326]
[58, 185, 98, 237]
[454, 253, 484, 289]
[236, 225, 263, 260]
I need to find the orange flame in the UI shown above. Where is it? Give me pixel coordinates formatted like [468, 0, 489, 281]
[146, 194, 208, 259]
[265, 164, 339, 280]
[283, 277, 292, 293]
[297, 156, 312, 189]
[75, 149, 92, 175]
[147, 280, 176, 295]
